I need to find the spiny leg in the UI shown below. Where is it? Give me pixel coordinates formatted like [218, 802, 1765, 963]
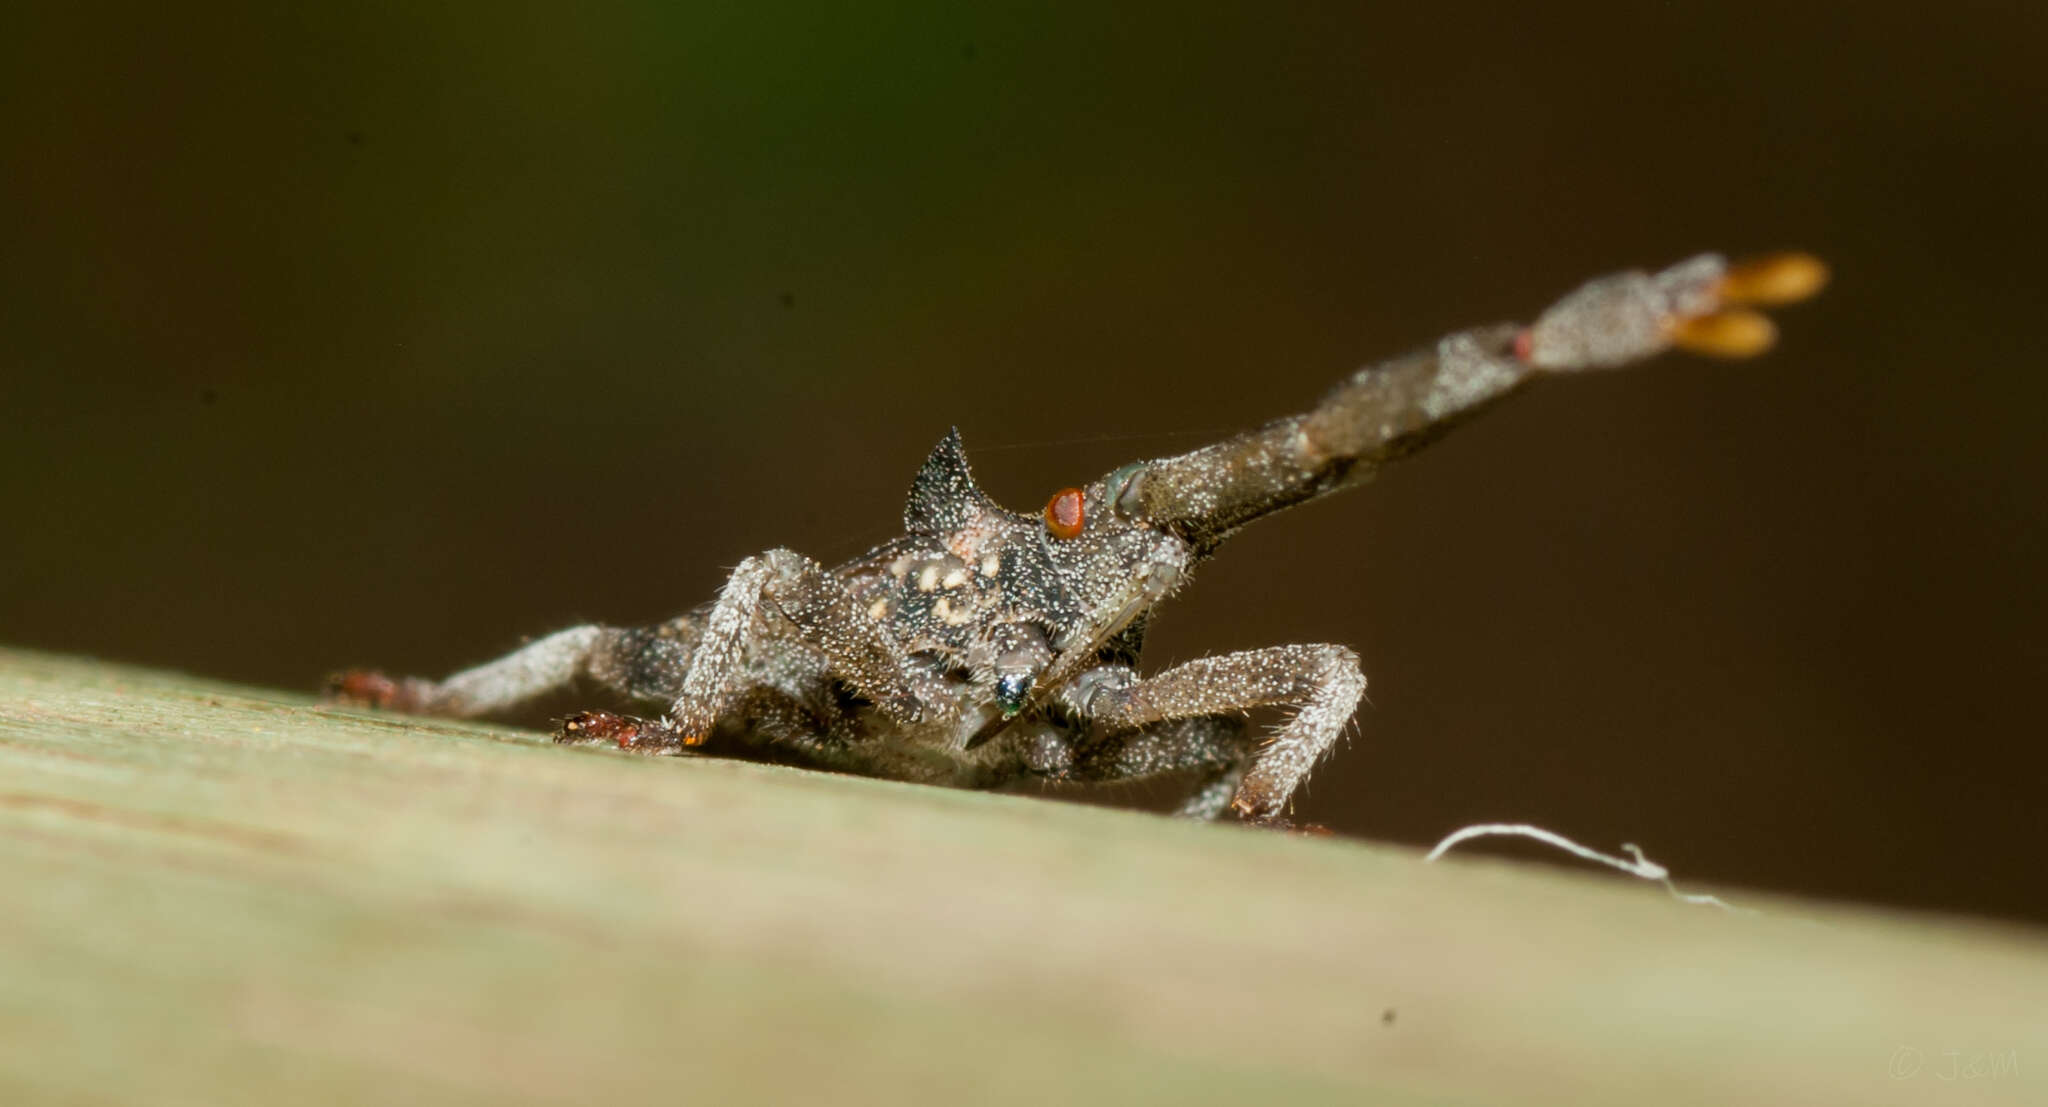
[329, 620, 698, 718]
[1065, 714, 1252, 820]
[1176, 759, 1252, 822]
[1088, 644, 1365, 822]
[667, 548, 925, 743]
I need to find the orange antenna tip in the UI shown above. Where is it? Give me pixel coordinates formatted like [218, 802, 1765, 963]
[1669, 309, 1778, 359]
[1717, 252, 1829, 306]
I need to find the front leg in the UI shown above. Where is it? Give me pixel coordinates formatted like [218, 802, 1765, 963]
[666, 548, 926, 744]
[1085, 644, 1366, 822]
[1059, 714, 1252, 820]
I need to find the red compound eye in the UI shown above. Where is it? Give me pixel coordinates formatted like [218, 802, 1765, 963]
[1043, 487, 1085, 539]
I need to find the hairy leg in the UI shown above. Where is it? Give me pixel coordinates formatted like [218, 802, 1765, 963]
[337, 544, 927, 751]
[1065, 714, 1252, 820]
[1088, 644, 1365, 821]
[329, 619, 699, 718]
[669, 548, 924, 742]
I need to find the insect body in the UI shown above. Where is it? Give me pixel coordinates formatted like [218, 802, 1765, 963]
[330, 253, 1824, 823]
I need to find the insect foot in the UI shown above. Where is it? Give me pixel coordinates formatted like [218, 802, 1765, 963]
[325, 669, 431, 712]
[556, 710, 697, 751]
[1237, 816, 1336, 837]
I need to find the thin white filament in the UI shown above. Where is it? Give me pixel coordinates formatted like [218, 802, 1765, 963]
[1425, 822, 1753, 914]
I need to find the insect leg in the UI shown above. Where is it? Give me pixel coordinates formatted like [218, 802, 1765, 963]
[668, 548, 925, 743]
[1087, 644, 1366, 822]
[1063, 713, 1253, 820]
[329, 619, 701, 718]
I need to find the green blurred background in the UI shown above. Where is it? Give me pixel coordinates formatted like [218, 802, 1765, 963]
[5, 4, 2043, 921]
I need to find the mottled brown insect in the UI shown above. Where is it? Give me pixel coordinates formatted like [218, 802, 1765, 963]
[330, 252, 1825, 823]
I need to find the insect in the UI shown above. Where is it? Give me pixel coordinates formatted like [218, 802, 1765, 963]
[330, 252, 1825, 824]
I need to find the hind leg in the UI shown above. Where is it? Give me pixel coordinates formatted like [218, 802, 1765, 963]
[329, 618, 700, 718]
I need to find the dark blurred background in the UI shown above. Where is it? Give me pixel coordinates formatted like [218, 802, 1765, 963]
[4, 4, 2043, 922]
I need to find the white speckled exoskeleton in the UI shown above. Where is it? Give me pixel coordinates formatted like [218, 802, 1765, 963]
[331, 252, 1824, 824]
